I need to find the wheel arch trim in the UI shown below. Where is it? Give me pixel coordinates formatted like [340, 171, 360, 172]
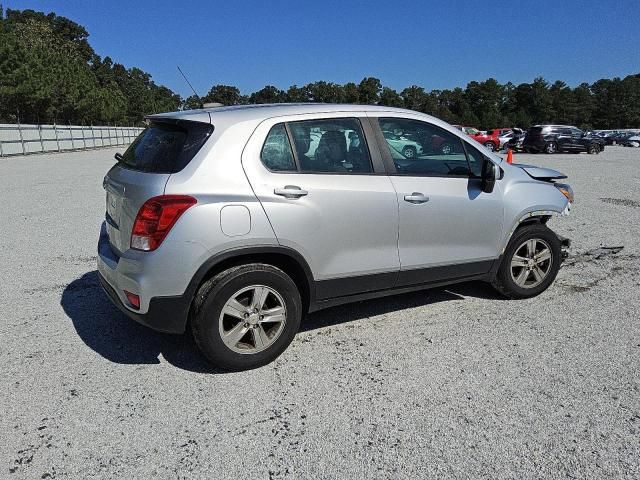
[501, 208, 569, 254]
[184, 245, 316, 315]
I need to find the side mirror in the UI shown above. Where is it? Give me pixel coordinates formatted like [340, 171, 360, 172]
[114, 152, 124, 162]
[481, 161, 498, 193]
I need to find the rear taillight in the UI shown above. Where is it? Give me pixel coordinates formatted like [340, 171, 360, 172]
[131, 195, 197, 251]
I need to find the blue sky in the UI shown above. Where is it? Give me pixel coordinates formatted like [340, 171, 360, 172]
[5, 0, 640, 98]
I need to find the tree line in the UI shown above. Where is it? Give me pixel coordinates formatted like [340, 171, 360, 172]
[0, 8, 181, 125]
[1, 8, 639, 129]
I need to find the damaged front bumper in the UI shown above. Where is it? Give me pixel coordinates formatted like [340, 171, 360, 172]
[556, 233, 571, 260]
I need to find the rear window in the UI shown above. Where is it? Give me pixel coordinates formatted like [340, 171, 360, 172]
[119, 120, 213, 173]
[527, 127, 543, 135]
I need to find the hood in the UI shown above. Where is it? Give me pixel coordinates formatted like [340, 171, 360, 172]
[515, 164, 567, 180]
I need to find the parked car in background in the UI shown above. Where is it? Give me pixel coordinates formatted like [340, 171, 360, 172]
[523, 125, 605, 154]
[453, 125, 497, 151]
[381, 130, 424, 158]
[486, 128, 513, 150]
[99, 104, 573, 370]
[497, 128, 525, 150]
[607, 131, 637, 145]
[505, 129, 527, 152]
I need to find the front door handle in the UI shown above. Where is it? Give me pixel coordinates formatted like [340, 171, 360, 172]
[274, 185, 308, 198]
[404, 192, 430, 204]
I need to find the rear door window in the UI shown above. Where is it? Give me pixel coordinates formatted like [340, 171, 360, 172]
[120, 120, 213, 173]
[288, 118, 373, 173]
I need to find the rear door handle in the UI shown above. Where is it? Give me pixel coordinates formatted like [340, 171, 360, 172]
[274, 185, 308, 198]
[404, 192, 430, 204]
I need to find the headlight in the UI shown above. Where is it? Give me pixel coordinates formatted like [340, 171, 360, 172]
[555, 183, 574, 203]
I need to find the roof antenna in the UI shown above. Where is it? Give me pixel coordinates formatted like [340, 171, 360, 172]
[177, 65, 203, 109]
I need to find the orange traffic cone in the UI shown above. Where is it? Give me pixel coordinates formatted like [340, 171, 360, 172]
[506, 148, 513, 164]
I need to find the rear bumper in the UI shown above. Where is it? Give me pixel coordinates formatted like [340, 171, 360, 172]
[98, 272, 189, 334]
[97, 222, 190, 334]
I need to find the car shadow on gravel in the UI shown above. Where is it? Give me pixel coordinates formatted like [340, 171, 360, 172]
[61, 271, 217, 374]
[61, 271, 504, 373]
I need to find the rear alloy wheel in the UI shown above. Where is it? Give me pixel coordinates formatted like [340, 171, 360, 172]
[402, 146, 417, 158]
[219, 285, 287, 354]
[191, 264, 302, 370]
[544, 142, 557, 154]
[588, 144, 600, 154]
[491, 224, 561, 299]
[484, 142, 496, 152]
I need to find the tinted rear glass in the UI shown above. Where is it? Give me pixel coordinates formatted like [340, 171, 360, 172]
[119, 120, 213, 173]
[528, 127, 543, 135]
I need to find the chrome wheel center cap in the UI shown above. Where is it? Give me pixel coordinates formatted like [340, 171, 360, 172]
[248, 313, 260, 325]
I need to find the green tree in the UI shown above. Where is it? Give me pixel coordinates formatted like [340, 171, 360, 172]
[379, 87, 403, 107]
[306, 81, 344, 103]
[286, 85, 309, 102]
[204, 84, 242, 105]
[342, 82, 360, 103]
[358, 77, 382, 104]
[249, 85, 286, 104]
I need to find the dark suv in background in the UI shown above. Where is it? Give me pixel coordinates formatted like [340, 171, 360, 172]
[523, 125, 605, 154]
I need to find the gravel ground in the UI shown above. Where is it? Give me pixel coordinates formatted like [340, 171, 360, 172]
[1, 146, 639, 479]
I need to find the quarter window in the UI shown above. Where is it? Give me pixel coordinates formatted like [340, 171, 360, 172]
[288, 118, 373, 173]
[377, 118, 471, 177]
[261, 124, 296, 171]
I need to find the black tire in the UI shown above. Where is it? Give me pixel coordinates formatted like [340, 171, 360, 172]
[191, 264, 302, 371]
[484, 141, 496, 151]
[402, 146, 417, 158]
[587, 144, 599, 154]
[491, 224, 562, 299]
[544, 142, 557, 154]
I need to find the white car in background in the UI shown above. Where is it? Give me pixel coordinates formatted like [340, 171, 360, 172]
[381, 130, 423, 158]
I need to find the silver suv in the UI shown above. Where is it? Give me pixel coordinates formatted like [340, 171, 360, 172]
[98, 104, 573, 370]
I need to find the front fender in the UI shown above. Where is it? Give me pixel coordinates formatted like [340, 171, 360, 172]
[500, 178, 570, 252]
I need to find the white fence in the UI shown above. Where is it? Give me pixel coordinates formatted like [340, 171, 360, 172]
[0, 123, 144, 157]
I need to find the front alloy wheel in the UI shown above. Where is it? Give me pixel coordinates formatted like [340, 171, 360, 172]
[491, 223, 562, 299]
[509, 239, 553, 288]
[544, 142, 557, 154]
